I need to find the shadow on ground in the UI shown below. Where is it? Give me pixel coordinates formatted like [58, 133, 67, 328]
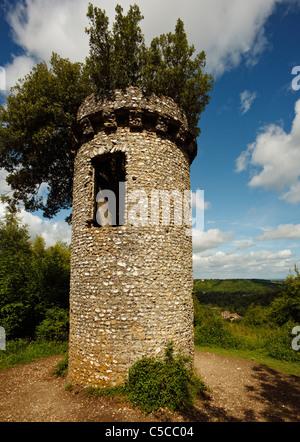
[245, 365, 300, 422]
[183, 364, 300, 422]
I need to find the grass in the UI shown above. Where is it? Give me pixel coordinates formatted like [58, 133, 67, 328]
[51, 352, 68, 377]
[195, 345, 300, 377]
[0, 339, 68, 371]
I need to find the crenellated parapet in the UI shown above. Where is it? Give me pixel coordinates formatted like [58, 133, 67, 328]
[71, 87, 197, 164]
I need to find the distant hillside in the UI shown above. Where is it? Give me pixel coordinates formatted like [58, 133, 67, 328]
[193, 279, 284, 315]
[193, 278, 283, 294]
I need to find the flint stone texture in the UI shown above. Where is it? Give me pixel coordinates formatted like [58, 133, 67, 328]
[68, 87, 196, 387]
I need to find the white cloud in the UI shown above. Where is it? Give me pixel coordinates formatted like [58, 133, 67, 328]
[7, 0, 90, 63]
[20, 209, 71, 247]
[193, 248, 295, 278]
[240, 90, 257, 114]
[148, 0, 282, 77]
[235, 148, 252, 174]
[0, 200, 71, 247]
[236, 98, 300, 203]
[4, 0, 292, 81]
[3, 54, 36, 93]
[235, 239, 256, 250]
[0, 172, 71, 247]
[0, 169, 12, 196]
[193, 228, 234, 252]
[256, 223, 300, 240]
[280, 182, 300, 204]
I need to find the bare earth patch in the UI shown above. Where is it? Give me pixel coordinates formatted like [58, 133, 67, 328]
[0, 351, 299, 422]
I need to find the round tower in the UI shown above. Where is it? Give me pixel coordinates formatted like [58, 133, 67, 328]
[69, 87, 197, 387]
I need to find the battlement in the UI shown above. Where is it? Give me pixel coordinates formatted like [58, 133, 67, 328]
[72, 87, 197, 164]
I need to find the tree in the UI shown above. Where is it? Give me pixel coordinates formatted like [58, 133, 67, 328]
[0, 206, 70, 338]
[41, 241, 70, 309]
[31, 235, 70, 311]
[244, 304, 269, 327]
[143, 18, 213, 136]
[0, 54, 90, 219]
[84, 4, 112, 90]
[269, 266, 300, 325]
[0, 3, 213, 219]
[0, 209, 37, 337]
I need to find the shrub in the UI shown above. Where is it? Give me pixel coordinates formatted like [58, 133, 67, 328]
[263, 322, 300, 363]
[35, 307, 69, 342]
[125, 342, 206, 414]
[194, 310, 243, 349]
[84, 342, 207, 414]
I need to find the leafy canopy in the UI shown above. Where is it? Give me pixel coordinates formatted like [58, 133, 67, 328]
[0, 206, 70, 339]
[0, 53, 89, 219]
[269, 265, 300, 325]
[0, 3, 213, 219]
[85, 3, 213, 136]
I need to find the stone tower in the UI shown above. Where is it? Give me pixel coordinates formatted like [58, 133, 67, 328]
[69, 87, 197, 387]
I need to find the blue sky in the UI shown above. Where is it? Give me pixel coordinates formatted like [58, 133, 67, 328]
[1, 0, 300, 279]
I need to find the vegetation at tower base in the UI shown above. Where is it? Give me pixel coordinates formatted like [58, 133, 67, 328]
[85, 342, 207, 415]
[0, 3, 213, 219]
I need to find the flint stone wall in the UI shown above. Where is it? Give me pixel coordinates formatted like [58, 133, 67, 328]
[69, 87, 196, 387]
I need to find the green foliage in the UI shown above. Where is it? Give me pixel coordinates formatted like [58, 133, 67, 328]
[0, 4, 213, 217]
[143, 18, 213, 136]
[0, 339, 68, 371]
[52, 352, 69, 377]
[262, 321, 299, 363]
[85, 4, 145, 90]
[36, 240, 71, 310]
[194, 306, 243, 349]
[0, 211, 70, 339]
[194, 278, 283, 315]
[269, 266, 300, 325]
[85, 4, 213, 137]
[193, 278, 283, 294]
[244, 304, 270, 327]
[85, 342, 206, 414]
[35, 308, 69, 342]
[193, 281, 300, 364]
[0, 211, 40, 338]
[0, 53, 90, 219]
[125, 342, 206, 414]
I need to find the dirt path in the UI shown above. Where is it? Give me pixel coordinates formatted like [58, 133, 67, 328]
[193, 351, 300, 422]
[0, 351, 299, 422]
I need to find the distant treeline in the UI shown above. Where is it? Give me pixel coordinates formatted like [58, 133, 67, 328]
[193, 279, 284, 316]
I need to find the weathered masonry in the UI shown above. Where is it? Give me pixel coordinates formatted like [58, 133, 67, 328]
[68, 87, 197, 387]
